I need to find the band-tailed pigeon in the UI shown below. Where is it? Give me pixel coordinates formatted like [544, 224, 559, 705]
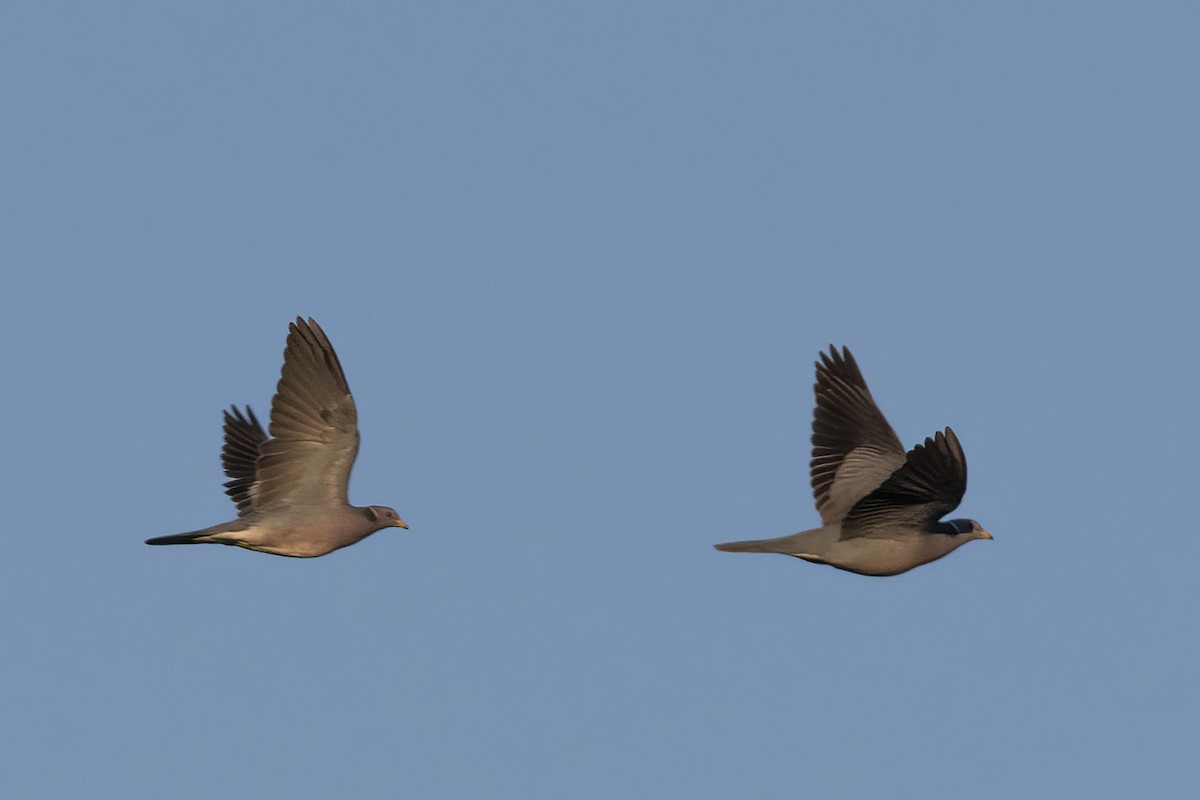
[714, 346, 990, 575]
[146, 317, 408, 557]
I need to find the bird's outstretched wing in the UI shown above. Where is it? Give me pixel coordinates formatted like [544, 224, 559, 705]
[251, 317, 360, 511]
[840, 427, 967, 539]
[810, 346, 906, 525]
[221, 405, 267, 516]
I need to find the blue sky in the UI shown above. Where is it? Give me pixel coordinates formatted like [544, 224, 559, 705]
[2, 2, 1198, 797]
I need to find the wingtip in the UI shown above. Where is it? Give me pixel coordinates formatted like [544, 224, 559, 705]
[931, 427, 962, 455]
[224, 404, 257, 421]
[223, 404, 264, 434]
[288, 316, 321, 336]
[924, 428, 954, 448]
[815, 344, 857, 375]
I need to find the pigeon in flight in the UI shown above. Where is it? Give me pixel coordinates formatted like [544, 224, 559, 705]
[714, 346, 990, 576]
[146, 317, 408, 557]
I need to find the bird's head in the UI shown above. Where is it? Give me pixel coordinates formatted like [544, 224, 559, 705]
[945, 518, 992, 540]
[367, 505, 409, 530]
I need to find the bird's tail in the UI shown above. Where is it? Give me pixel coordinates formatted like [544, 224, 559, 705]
[145, 521, 247, 547]
[713, 537, 793, 553]
[713, 529, 817, 555]
[145, 531, 215, 546]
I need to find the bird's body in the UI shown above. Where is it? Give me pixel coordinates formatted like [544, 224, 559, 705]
[714, 523, 977, 577]
[146, 317, 407, 558]
[714, 346, 990, 576]
[146, 505, 398, 558]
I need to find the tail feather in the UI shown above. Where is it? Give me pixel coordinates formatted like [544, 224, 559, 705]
[145, 531, 216, 546]
[145, 521, 248, 547]
[714, 528, 824, 555]
[713, 537, 796, 554]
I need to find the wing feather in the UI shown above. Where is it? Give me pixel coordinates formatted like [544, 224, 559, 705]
[220, 405, 267, 516]
[840, 427, 968, 539]
[810, 346, 906, 524]
[251, 317, 360, 511]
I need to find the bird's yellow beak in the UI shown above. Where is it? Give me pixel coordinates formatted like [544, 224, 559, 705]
[979, 529, 993, 540]
[393, 519, 410, 529]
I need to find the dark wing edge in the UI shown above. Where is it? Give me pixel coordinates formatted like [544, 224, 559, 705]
[221, 405, 268, 516]
[809, 345, 906, 523]
[840, 427, 968, 538]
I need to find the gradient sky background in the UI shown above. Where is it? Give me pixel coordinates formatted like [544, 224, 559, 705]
[2, 2, 1198, 798]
